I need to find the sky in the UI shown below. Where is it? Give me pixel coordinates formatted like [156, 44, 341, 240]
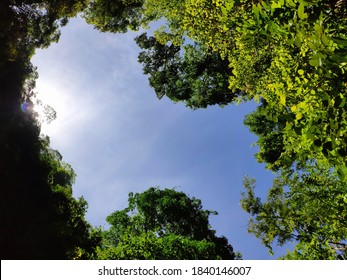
[31, 17, 292, 259]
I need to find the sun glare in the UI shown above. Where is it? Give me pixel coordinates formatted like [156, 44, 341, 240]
[32, 77, 95, 139]
[20, 100, 31, 112]
[32, 81, 69, 134]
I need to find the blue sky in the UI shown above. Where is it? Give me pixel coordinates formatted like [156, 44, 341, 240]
[32, 17, 291, 259]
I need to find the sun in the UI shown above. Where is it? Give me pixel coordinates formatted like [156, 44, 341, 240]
[31, 79, 68, 134]
[32, 97, 57, 124]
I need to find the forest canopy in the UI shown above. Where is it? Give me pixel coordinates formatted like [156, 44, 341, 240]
[83, 0, 347, 259]
[96, 188, 238, 260]
[1, 0, 346, 259]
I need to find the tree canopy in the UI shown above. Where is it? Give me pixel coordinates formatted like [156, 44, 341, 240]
[84, 0, 347, 177]
[97, 187, 238, 260]
[83, 0, 146, 33]
[2, 0, 347, 260]
[1, 0, 100, 259]
[83, 0, 347, 259]
[241, 166, 347, 259]
[135, 32, 240, 108]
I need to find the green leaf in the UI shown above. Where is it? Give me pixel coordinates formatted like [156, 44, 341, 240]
[225, 0, 234, 10]
[294, 37, 302, 47]
[337, 166, 347, 180]
[334, 94, 346, 108]
[321, 34, 330, 46]
[271, 2, 281, 9]
[221, 6, 227, 16]
[298, 3, 308, 20]
[279, 94, 286, 106]
[309, 58, 320, 67]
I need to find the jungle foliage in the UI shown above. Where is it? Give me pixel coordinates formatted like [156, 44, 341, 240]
[0, 0, 99, 259]
[97, 188, 237, 260]
[83, 0, 347, 258]
[2, 0, 347, 259]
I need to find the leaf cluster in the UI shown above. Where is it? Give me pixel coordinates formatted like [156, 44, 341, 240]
[98, 187, 236, 259]
[1, 0, 100, 259]
[83, 0, 145, 33]
[135, 33, 238, 108]
[241, 166, 347, 259]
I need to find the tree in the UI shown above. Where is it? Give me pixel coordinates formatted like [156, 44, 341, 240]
[97, 187, 238, 259]
[165, 0, 347, 177]
[1, 1, 89, 59]
[1, 131, 101, 259]
[83, 1, 347, 259]
[83, 0, 146, 33]
[242, 102, 347, 259]
[135, 33, 239, 108]
[3, 0, 345, 259]
[243, 99, 292, 171]
[39, 137, 102, 259]
[241, 166, 347, 260]
[1, 0, 100, 259]
[83, 1, 347, 176]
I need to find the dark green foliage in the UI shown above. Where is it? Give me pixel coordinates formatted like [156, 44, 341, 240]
[98, 187, 237, 260]
[241, 167, 347, 259]
[1, 118, 100, 259]
[3, 0, 346, 261]
[98, 232, 224, 260]
[243, 101, 289, 171]
[1, 0, 88, 59]
[1, 0, 99, 259]
[82, 0, 347, 260]
[83, 0, 145, 33]
[135, 33, 238, 108]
